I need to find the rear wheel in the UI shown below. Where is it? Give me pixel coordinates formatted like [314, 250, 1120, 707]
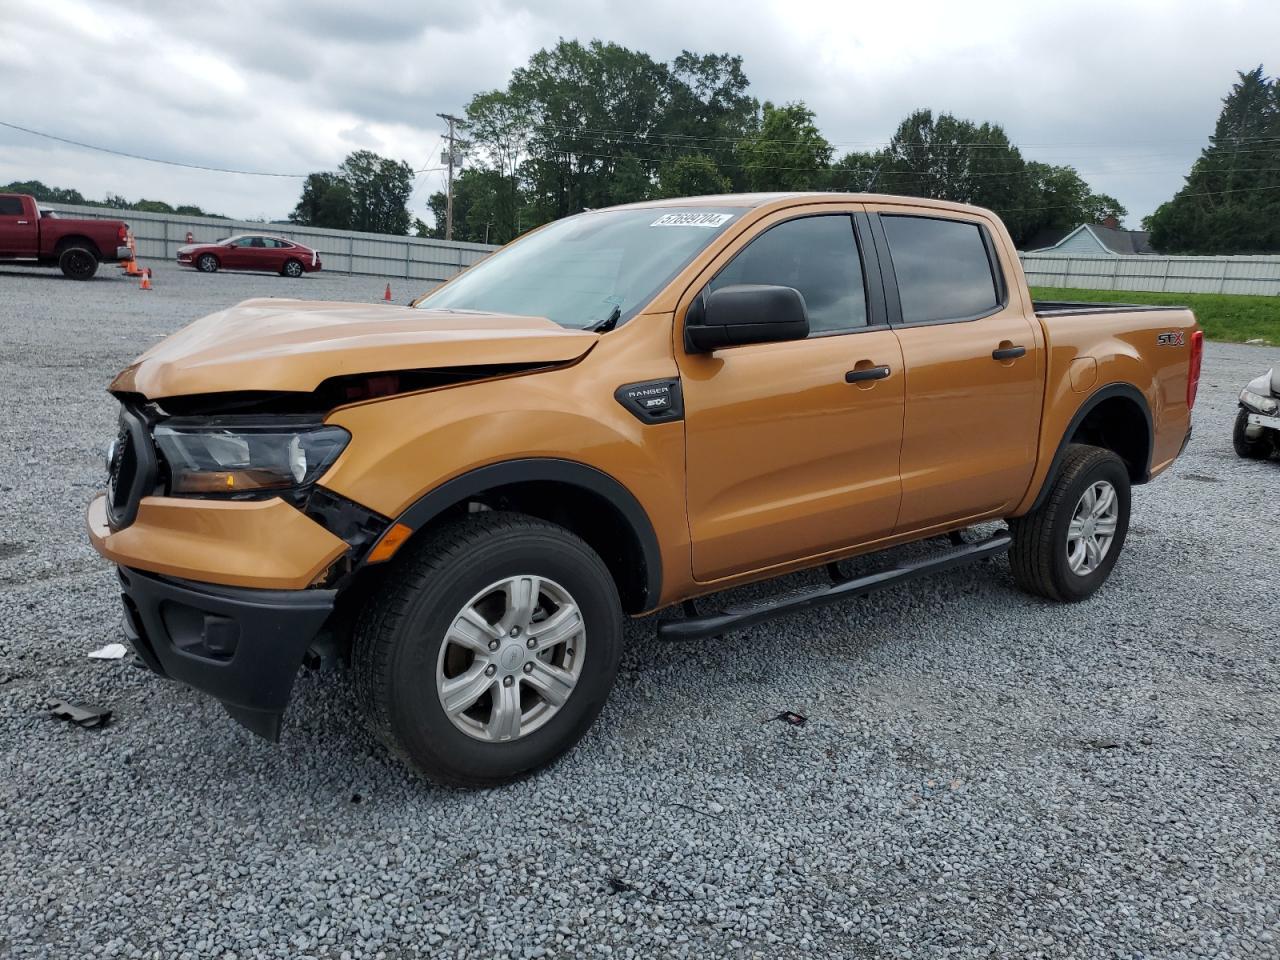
[196, 253, 219, 273]
[1233, 408, 1274, 460]
[282, 258, 304, 278]
[353, 512, 623, 787]
[1009, 444, 1131, 602]
[58, 245, 98, 280]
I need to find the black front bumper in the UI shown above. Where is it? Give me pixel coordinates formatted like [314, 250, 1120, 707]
[118, 567, 336, 740]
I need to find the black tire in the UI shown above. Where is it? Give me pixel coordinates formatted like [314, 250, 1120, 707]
[58, 245, 98, 280]
[196, 253, 220, 273]
[1008, 444, 1131, 602]
[282, 258, 304, 278]
[353, 512, 623, 787]
[1233, 408, 1274, 460]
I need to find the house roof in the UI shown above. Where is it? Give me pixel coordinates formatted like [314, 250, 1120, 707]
[1025, 223, 1157, 255]
[1087, 224, 1156, 254]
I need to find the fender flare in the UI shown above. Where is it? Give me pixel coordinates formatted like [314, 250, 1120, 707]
[364, 458, 663, 610]
[1029, 383, 1154, 512]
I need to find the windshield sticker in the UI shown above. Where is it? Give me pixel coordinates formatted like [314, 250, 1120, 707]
[650, 212, 734, 228]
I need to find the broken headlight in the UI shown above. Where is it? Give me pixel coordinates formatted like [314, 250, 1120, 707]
[153, 418, 350, 497]
[1240, 389, 1278, 415]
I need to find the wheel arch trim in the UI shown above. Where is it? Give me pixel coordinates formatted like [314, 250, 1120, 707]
[359, 458, 663, 611]
[1028, 382, 1153, 512]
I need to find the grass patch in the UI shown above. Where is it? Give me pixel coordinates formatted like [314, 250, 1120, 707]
[1030, 287, 1280, 344]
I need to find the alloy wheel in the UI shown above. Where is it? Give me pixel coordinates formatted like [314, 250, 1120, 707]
[1066, 480, 1119, 575]
[435, 575, 586, 742]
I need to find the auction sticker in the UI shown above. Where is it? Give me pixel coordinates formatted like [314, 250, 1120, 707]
[650, 212, 734, 228]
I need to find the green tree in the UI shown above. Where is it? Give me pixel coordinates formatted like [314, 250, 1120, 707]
[664, 52, 758, 189]
[737, 101, 832, 192]
[425, 167, 532, 244]
[1, 180, 88, 204]
[291, 172, 352, 229]
[1021, 162, 1127, 237]
[657, 153, 731, 197]
[875, 109, 1028, 233]
[290, 153, 413, 234]
[337, 151, 414, 234]
[1147, 66, 1280, 253]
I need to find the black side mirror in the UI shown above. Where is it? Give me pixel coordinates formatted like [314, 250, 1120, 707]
[685, 284, 809, 353]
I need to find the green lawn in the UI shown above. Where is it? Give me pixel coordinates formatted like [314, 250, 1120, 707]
[1029, 287, 1280, 344]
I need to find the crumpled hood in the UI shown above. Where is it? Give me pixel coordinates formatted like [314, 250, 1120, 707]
[111, 298, 599, 399]
[1245, 368, 1277, 398]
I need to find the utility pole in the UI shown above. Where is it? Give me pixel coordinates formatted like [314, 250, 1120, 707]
[437, 112, 464, 241]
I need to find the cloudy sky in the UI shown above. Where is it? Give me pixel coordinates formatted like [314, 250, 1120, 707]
[0, 0, 1273, 227]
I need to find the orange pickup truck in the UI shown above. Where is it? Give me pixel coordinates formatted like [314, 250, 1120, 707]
[86, 193, 1201, 786]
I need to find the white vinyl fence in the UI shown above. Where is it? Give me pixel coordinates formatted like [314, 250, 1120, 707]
[1020, 253, 1280, 296]
[43, 203, 498, 282]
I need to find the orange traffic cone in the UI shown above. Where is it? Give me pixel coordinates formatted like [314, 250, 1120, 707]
[383, 283, 392, 302]
[123, 257, 143, 277]
[139, 268, 152, 291]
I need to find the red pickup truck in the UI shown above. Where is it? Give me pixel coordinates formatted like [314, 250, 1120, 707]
[0, 193, 134, 279]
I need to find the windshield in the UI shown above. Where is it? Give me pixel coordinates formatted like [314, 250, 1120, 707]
[416, 207, 740, 329]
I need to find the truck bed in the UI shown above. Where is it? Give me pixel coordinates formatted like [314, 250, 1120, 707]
[1033, 300, 1188, 317]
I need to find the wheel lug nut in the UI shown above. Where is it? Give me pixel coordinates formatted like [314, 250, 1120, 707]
[503, 675, 514, 687]
[526, 637, 536, 649]
[484, 664, 496, 677]
[488, 639, 500, 651]
[510, 627, 520, 637]
[523, 662, 533, 674]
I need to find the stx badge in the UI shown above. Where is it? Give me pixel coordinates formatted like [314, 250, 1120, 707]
[1157, 331, 1185, 346]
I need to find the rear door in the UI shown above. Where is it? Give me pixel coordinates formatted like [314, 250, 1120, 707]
[265, 238, 292, 270]
[240, 236, 269, 270]
[678, 205, 906, 582]
[866, 204, 1043, 531]
[0, 196, 39, 257]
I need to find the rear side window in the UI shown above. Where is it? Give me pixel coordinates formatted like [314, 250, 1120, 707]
[708, 215, 867, 335]
[881, 215, 1000, 324]
[0, 197, 24, 216]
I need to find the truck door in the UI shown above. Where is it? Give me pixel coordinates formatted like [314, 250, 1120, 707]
[678, 206, 905, 582]
[866, 205, 1043, 531]
[0, 196, 39, 257]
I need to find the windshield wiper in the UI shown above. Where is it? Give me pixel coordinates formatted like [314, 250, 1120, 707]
[587, 304, 621, 333]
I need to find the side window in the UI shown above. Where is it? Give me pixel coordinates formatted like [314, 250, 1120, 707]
[707, 215, 867, 335]
[0, 197, 25, 216]
[881, 215, 1001, 324]
[245, 237, 266, 248]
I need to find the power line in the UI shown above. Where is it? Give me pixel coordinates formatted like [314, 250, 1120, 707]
[0, 119, 311, 178]
[529, 142, 1280, 180]
[528, 118, 1280, 151]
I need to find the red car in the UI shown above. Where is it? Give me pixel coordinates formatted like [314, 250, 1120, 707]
[176, 234, 322, 278]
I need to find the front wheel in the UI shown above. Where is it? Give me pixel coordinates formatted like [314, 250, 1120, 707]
[1233, 408, 1274, 460]
[196, 253, 219, 273]
[353, 512, 623, 787]
[1008, 444, 1131, 602]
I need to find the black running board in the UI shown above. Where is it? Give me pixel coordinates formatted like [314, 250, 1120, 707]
[657, 530, 1011, 641]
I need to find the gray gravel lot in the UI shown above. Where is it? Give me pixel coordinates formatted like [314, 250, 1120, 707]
[2, 261, 1279, 959]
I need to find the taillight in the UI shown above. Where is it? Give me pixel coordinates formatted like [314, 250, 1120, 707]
[118, 225, 128, 243]
[1186, 329, 1204, 410]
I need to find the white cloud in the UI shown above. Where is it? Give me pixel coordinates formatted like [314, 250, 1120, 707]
[0, 0, 1272, 224]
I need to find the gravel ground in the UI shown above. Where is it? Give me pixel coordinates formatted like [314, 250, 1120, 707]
[2, 261, 1279, 959]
